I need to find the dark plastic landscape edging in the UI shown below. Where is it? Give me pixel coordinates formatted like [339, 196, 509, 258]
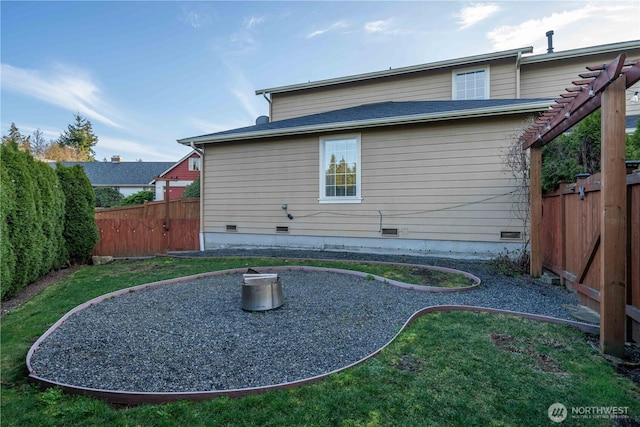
[26, 265, 598, 405]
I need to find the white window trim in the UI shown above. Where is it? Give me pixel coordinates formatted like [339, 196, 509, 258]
[188, 157, 201, 171]
[318, 133, 362, 204]
[451, 66, 490, 100]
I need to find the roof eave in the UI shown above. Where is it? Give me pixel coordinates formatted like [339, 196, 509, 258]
[178, 100, 552, 146]
[256, 47, 533, 95]
[521, 40, 640, 65]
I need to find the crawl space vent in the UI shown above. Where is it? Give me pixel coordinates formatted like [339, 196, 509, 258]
[381, 228, 398, 236]
[226, 225, 237, 232]
[276, 226, 289, 233]
[500, 231, 521, 239]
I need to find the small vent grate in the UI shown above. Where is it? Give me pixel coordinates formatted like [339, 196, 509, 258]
[226, 225, 237, 232]
[276, 226, 289, 233]
[381, 228, 398, 236]
[500, 231, 521, 239]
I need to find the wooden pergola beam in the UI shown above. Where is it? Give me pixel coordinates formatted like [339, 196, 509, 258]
[521, 54, 627, 149]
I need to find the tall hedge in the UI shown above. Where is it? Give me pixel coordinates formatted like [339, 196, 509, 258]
[34, 159, 67, 270]
[0, 158, 17, 297]
[55, 164, 99, 264]
[1, 143, 67, 299]
[1, 143, 41, 295]
[1, 144, 98, 300]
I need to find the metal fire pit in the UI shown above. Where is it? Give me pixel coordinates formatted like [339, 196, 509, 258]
[241, 273, 284, 311]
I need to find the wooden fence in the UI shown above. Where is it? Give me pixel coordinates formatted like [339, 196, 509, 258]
[92, 198, 200, 257]
[542, 172, 640, 341]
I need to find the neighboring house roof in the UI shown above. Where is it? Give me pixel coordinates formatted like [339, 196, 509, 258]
[52, 161, 175, 186]
[179, 99, 552, 145]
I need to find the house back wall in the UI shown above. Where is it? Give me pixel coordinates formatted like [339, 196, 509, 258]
[201, 115, 530, 258]
[270, 60, 518, 121]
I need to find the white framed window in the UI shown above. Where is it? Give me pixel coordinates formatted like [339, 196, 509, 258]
[319, 134, 361, 203]
[452, 67, 489, 100]
[188, 157, 200, 171]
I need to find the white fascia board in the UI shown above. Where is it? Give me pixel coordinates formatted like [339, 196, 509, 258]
[521, 40, 640, 65]
[256, 47, 533, 95]
[178, 100, 552, 146]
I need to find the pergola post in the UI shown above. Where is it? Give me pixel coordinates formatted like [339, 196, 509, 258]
[600, 74, 627, 357]
[529, 145, 542, 277]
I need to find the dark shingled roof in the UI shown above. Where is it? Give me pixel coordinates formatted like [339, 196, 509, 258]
[52, 161, 175, 186]
[192, 99, 551, 139]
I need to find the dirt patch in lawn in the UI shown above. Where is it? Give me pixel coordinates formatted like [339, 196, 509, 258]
[0, 265, 82, 317]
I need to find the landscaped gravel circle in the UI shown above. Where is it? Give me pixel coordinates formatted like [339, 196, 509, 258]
[29, 249, 583, 393]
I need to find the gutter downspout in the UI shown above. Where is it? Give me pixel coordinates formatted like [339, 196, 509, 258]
[190, 141, 205, 251]
[190, 141, 204, 156]
[516, 50, 523, 99]
[262, 92, 273, 121]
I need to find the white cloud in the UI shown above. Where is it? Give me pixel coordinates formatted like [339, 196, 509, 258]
[455, 3, 501, 30]
[223, 61, 267, 121]
[487, 3, 639, 52]
[1, 63, 122, 128]
[364, 19, 395, 34]
[306, 20, 349, 38]
[181, 8, 211, 28]
[244, 15, 265, 29]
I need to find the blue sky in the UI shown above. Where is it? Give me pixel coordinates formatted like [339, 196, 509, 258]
[1, 1, 639, 162]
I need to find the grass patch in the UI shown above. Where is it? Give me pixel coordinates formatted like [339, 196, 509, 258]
[2, 258, 639, 426]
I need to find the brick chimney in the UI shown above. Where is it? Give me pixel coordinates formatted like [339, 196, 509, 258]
[111, 155, 123, 163]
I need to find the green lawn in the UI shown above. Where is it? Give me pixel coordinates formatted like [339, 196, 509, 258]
[2, 257, 638, 426]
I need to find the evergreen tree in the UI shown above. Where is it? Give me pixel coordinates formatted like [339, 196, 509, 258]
[627, 119, 640, 160]
[56, 164, 99, 264]
[541, 110, 639, 192]
[2, 123, 28, 148]
[56, 114, 99, 160]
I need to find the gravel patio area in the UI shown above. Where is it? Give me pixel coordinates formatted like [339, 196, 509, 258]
[28, 249, 584, 394]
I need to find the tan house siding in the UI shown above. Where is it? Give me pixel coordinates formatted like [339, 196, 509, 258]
[201, 115, 529, 246]
[520, 48, 640, 99]
[489, 62, 517, 98]
[270, 73, 451, 121]
[270, 60, 520, 121]
[268, 48, 640, 122]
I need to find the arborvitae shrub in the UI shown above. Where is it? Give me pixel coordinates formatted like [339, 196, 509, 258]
[0, 158, 17, 299]
[56, 164, 99, 264]
[0, 143, 40, 296]
[33, 160, 67, 272]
